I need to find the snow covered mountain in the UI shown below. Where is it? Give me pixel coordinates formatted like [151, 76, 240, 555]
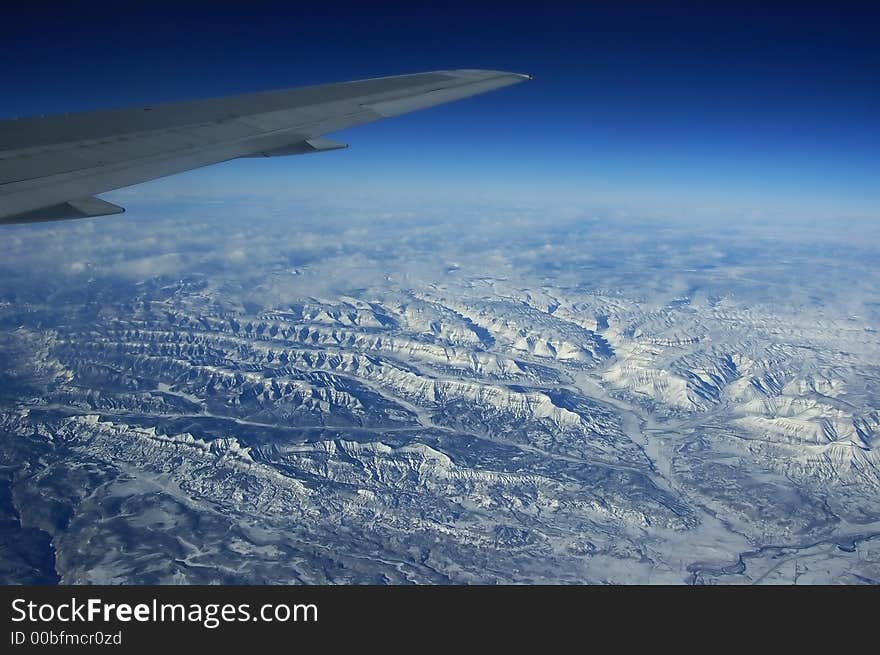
[1, 205, 878, 583]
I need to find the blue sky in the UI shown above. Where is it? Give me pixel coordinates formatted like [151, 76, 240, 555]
[3, 2, 878, 220]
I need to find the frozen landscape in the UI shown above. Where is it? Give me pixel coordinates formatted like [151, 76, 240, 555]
[1, 199, 878, 584]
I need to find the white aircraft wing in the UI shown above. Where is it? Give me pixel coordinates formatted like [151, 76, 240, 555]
[0, 69, 530, 224]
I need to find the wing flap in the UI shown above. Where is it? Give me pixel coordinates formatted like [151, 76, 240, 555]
[0, 196, 124, 225]
[242, 137, 348, 158]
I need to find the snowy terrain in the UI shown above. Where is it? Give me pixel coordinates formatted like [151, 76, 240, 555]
[1, 202, 878, 584]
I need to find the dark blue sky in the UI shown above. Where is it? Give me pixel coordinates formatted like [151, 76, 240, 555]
[4, 2, 878, 219]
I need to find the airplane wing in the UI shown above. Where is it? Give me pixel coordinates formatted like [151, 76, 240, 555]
[0, 69, 530, 224]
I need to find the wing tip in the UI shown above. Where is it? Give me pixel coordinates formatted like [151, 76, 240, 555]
[444, 69, 533, 82]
